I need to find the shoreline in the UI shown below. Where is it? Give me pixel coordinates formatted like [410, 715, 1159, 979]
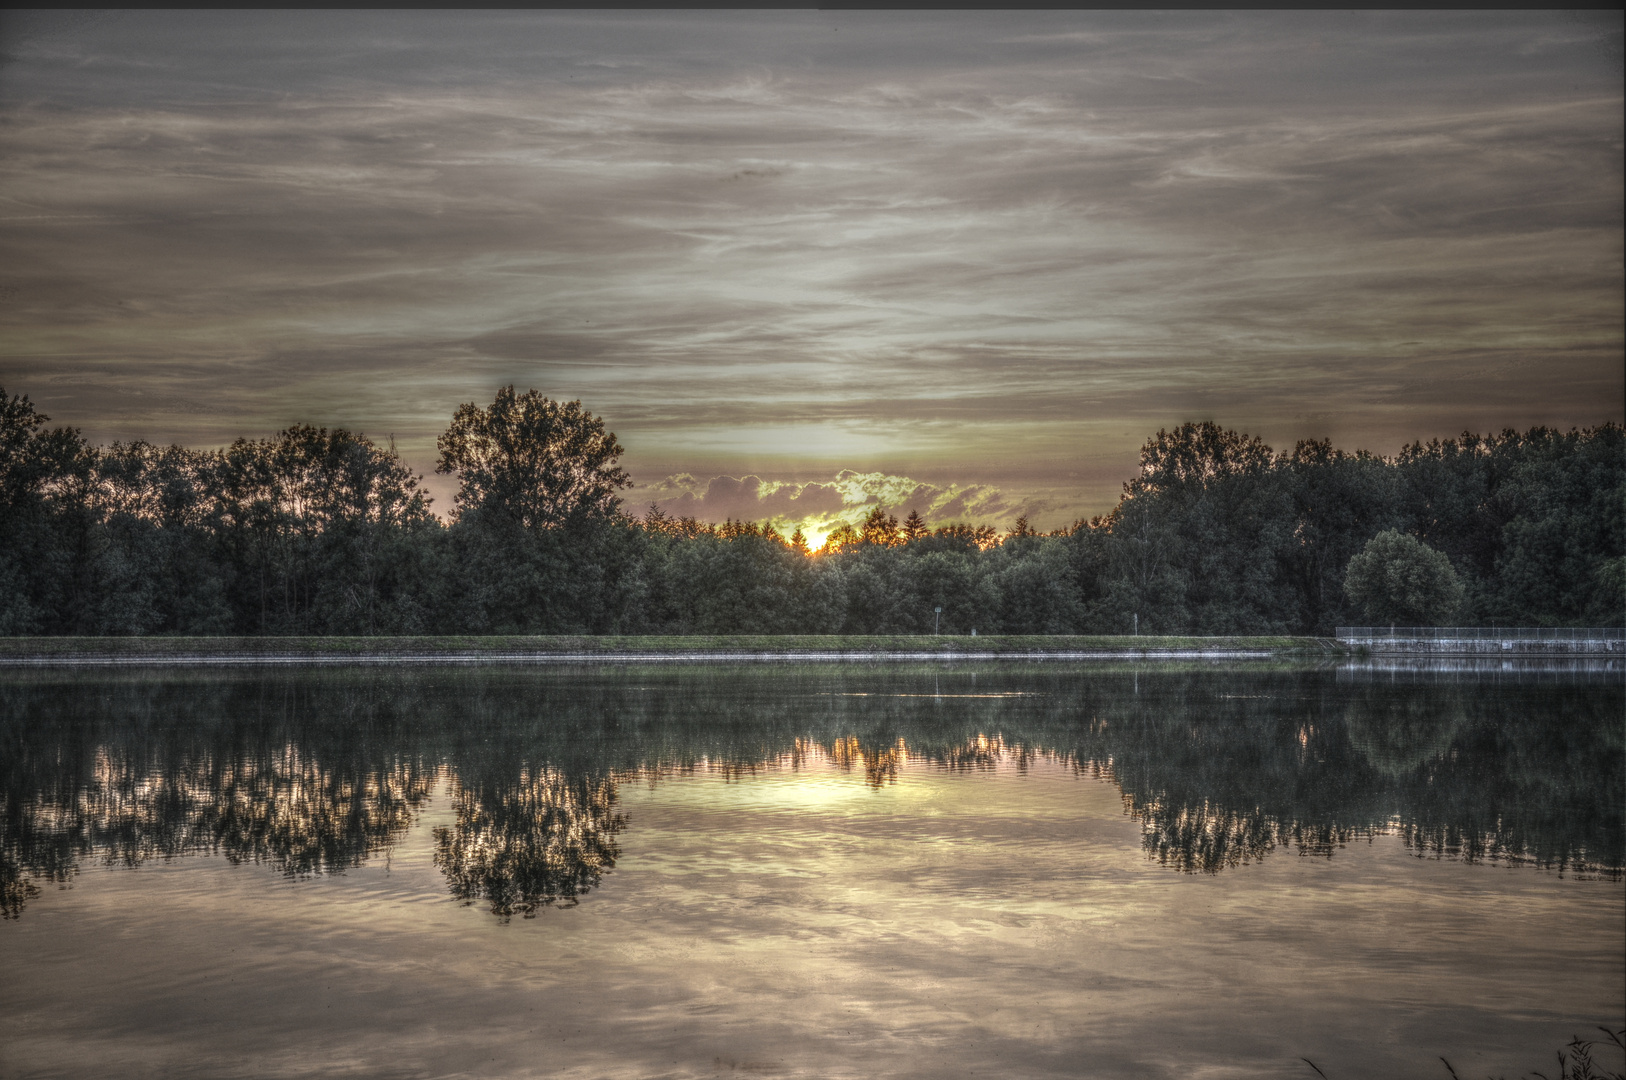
[1, 634, 1617, 665]
[0, 634, 1338, 665]
[0, 649, 1304, 666]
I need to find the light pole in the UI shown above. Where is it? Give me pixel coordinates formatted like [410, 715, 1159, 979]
[1133, 613, 1138, 636]
[934, 606, 942, 635]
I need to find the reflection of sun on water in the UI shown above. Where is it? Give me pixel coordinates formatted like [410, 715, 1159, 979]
[622, 735, 1049, 806]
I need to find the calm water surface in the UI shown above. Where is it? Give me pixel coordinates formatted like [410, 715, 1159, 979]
[2, 662, 1621, 1079]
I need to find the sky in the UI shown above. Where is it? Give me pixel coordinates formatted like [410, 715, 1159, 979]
[0, 10, 1621, 539]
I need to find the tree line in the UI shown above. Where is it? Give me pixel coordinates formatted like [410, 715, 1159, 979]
[1, 384, 1620, 636]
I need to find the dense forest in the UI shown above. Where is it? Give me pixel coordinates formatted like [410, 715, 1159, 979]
[1, 384, 1621, 636]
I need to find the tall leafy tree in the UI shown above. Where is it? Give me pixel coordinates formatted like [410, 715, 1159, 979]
[436, 387, 630, 528]
[1480, 426, 1625, 626]
[0, 390, 98, 634]
[1115, 422, 1291, 633]
[210, 425, 436, 633]
[1280, 440, 1401, 634]
[1344, 530, 1465, 626]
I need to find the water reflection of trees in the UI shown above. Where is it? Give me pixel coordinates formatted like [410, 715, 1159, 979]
[1068, 675, 1621, 877]
[1, 664, 1619, 918]
[77, 745, 432, 875]
[1, 674, 439, 917]
[434, 768, 623, 919]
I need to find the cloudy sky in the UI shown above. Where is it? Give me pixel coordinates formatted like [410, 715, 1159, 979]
[1, 11, 1621, 538]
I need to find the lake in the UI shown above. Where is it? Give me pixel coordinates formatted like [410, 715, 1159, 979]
[2, 661, 1621, 1079]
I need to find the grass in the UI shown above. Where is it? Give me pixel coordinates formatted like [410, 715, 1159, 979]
[1303, 1028, 1626, 1080]
[0, 633, 1347, 659]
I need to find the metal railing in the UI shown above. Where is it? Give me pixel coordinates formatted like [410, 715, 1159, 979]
[1336, 626, 1625, 640]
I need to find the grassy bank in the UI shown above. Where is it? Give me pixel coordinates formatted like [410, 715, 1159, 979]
[0, 634, 1344, 663]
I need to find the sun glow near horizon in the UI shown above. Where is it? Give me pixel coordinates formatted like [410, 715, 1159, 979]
[800, 526, 832, 554]
[2, 11, 1618, 534]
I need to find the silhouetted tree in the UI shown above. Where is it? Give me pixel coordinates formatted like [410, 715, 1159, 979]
[823, 522, 860, 554]
[860, 506, 900, 546]
[436, 386, 630, 529]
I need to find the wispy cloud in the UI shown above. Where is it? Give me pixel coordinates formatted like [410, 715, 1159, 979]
[0, 11, 1618, 523]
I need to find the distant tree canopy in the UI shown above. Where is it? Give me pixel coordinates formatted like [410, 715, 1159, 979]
[1, 385, 1620, 635]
